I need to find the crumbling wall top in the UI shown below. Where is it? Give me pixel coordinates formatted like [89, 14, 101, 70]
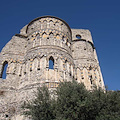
[71, 29, 93, 43]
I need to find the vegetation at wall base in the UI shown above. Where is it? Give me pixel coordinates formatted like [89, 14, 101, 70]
[21, 81, 120, 120]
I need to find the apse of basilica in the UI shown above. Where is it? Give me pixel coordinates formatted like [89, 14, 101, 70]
[0, 16, 105, 120]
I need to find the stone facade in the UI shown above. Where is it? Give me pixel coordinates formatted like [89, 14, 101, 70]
[0, 16, 105, 120]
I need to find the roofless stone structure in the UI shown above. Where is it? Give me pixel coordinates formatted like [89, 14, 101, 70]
[0, 16, 105, 120]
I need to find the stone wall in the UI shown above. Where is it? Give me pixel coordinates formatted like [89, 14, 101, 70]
[0, 16, 105, 120]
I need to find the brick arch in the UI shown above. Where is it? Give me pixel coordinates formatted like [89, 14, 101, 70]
[49, 32, 54, 38]
[42, 32, 47, 38]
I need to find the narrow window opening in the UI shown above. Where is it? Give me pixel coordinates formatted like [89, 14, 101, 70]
[89, 66, 92, 70]
[89, 75, 92, 84]
[5, 114, 8, 118]
[1, 61, 8, 79]
[49, 56, 54, 69]
[84, 47, 86, 50]
[37, 68, 40, 70]
[76, 34, 81, 39]
[65, 60, 67, 63]
[62, 36, 65, 42]
[82, 77, 84, 79]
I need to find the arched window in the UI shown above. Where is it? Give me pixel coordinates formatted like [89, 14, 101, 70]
[49, 56, 54, 69]
[1, 61, 8, 79]
[76, 34, 81, 39]
[62, 36, 65, 42]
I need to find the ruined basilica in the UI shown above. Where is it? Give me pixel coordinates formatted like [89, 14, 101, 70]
[0, 16, 105, 119]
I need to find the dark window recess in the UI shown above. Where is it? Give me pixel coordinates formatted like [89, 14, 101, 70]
[1, 61, 8, 79]
[89, 66, 92, 70]
[62, 36, 65, 42]
[37, 68, 40, 70]
[84, 47, 86, 50]
[89, 75, 92, 84]
[5, 114, 8, 118]
[65, 60, 67, 63]
[82, 77, 84, 79]
[76, 34, 81, 39]
[49, 56, 54, 69]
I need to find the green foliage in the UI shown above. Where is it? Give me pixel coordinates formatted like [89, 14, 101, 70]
[21, 86, 55, 120]
[96, 90, 120, 120]
[21, 81, 120, 120]
[54, 81, 89, 120]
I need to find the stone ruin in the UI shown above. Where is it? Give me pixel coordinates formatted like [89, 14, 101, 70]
[0, 16, 105, 119]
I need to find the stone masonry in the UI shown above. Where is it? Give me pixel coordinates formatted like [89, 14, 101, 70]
[0, 16, 105, 120]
